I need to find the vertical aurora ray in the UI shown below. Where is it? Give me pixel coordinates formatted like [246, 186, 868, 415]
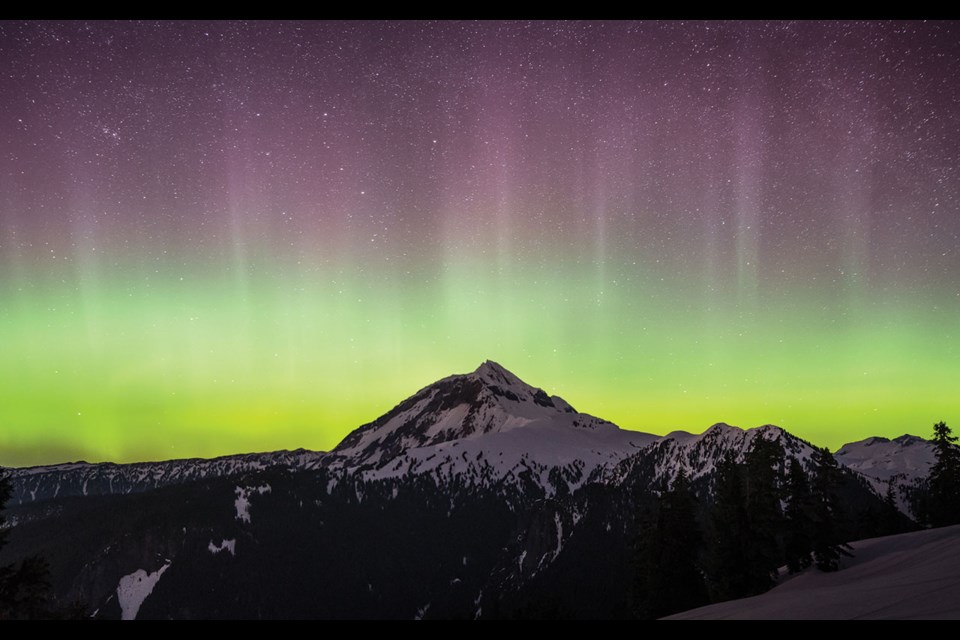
[1, 21, 959, 466]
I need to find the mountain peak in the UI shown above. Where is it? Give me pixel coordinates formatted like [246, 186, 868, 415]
[892, 434, 926, 446]
[474, 359, 517, 380]
[331, 360, 623, 468]
[460, 360, 576, 412]
[472, 360, 526, 389]
[475, 359, 509, 374]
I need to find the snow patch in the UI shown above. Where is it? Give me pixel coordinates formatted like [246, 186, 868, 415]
[235, 484, 272, 523]
[208, 539, 236, 556]
[117, 561, 171, 620]
[553, 512, 563, 558]
[414, 602, 431, 620]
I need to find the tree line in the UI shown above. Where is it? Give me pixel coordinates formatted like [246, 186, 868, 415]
[913, 421, 960, 528]
[0, 473, 54, 619]
[632, 436, 852, 619]
[633, 420, 960, 619]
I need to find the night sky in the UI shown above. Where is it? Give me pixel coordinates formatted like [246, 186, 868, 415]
[2, 21, 959, 466]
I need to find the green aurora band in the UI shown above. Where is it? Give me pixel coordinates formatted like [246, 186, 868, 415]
[2, 249, 957, 466]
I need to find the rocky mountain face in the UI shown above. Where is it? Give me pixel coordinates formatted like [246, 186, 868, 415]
[0, 361, 941, 619]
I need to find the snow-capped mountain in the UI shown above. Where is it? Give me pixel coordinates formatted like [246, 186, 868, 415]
[327, 360, 657, 494]
[835, 434, 938, 516]
[835, 435, 936, 484]
[599, 422, 820, 488]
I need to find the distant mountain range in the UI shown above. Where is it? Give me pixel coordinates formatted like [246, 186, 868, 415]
[0, 361, 945, 619]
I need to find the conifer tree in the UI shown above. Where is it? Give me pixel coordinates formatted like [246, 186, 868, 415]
[742, 436, 785, 589]
[809, 447, 852, 571]
[707, 436, 788, 599]
[707, 453, 752, 601]
[927, 421, 960, 528]
[634, 469, 708, 618]
[0, 472, 53, 619]
[783, 457, 813, 574]
[879, 479, 904, 536]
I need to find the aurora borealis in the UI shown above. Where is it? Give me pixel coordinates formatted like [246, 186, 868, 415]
[1, 21, 958, 466]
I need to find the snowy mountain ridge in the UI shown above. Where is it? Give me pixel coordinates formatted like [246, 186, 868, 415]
[597, 422, 821, 488]
[7, 449, 324, 506]
[836, 434, 936, 482]
[835, 434, 938, 516]
[3, 361, 941, 508]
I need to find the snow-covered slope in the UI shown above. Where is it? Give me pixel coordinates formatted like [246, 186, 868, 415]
[599, 422, 819, 487]
[328, 361, 657, 493]
[836, 435, 935, 484]
[835, 435, 937, 516]
[667, 524, 960, 620]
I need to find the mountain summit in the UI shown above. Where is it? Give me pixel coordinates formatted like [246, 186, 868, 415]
[465, 359, 579, 414]
[330, 361, 656, 484]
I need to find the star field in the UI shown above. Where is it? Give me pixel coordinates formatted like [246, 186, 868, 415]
[1, 21, 959, 465]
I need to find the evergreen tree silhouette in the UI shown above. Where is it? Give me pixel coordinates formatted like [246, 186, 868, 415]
[0, 472, 53, 619]
[879, 479, 905, 536]
[707, 453, 752, 601]
[783, 457, 814, 574]
[927, 421, 960, 528]
[707, 436, 788, 601]
[742, 436, 785, 587]
[809, 447, 852, 571]
[633, 469, 708, 618]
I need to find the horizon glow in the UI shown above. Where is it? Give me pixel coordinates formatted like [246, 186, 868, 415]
[1, 21, 959, 466]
